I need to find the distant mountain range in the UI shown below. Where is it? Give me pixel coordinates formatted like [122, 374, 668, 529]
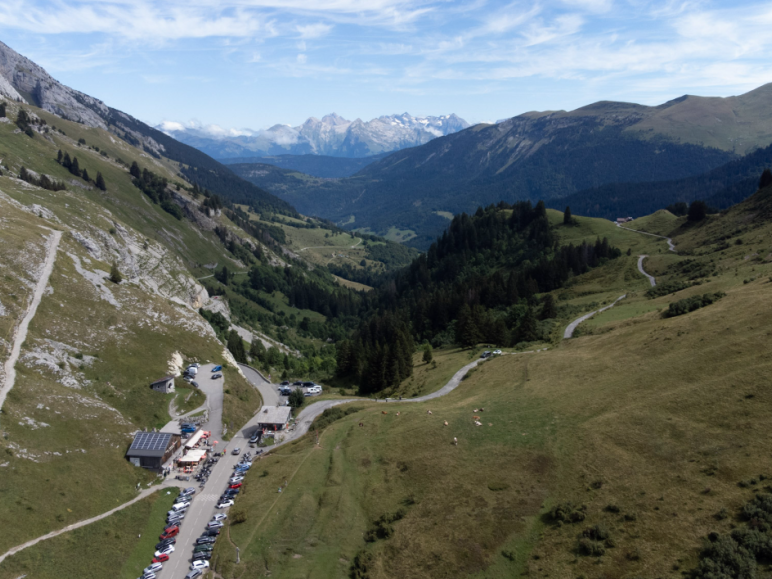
[158, 113, 470, 159]
[0, 40, 293, 215]
[232, 84, 772, 247]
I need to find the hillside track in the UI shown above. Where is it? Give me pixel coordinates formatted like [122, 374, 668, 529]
[563, 294, 627, 339]
[0, 229, 62, 415]
[617, 223, 677, 252]
[638, 255, 656, 286]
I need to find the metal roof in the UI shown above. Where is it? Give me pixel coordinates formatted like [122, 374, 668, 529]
[151, 376, 175, 385]
[127, 431, 175, 458]
[257, 406, 292, 425]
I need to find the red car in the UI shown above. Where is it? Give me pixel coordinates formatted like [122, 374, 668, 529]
[163, 524, 179, 534]
[229, 482, 242, 489]
[153, 554, 170, 563]
[160, 527, 179, 540]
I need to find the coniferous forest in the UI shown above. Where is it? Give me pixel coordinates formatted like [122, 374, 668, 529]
[335, 200, 621, 392]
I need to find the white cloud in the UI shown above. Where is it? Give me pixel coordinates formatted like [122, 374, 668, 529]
[297, 53, 308, 63]
[296, 23, 333, 38]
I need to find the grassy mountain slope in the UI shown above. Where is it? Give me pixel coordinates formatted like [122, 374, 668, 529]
[551, 141, 772, 219]
[0, 99, 268, 554]
[202, 188, 772, 579]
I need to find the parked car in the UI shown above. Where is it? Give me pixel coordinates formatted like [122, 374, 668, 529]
[197, 537, 217, 545]
[306, 386, 322, 394]
[231, 447, 241, 455]
[144, 563, 163, 575]
[192, 552, 213, 561]
[211, 365, 222, 372]
[154, 545, 175, 557]
[191, 381, 200, 388]
[481, 351, 491, 358]
[212, 373, 222, 379]
[191, 560, 210, 570]
[152, 554, 170, 563]
[229, 482, 242, 489]
[278, 386, 292, 396]
[302, 381, 317, 387]
[159, 528, 179, 540]
[229, 476, 244, 484]
[249, 432, 260, 443]
[279, 381, 290, 386]
[217, 499, 234, 508]
[207, 521, 224, 529]
[156, 539, 176, 549]
[212, 513, 227, 521]
[185, 569, 202, 579]
[141, 573, 156, 579]
[203, 528, 221, 536]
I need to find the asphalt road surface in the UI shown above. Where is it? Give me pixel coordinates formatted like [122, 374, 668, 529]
[157, 367, 272, 579]
[563, 294, 627, 339]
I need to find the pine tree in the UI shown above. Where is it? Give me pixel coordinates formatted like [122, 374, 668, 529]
[70, 157, 80, 176]
[81, 168, 90, 182]
[57, 149, 63, 163]
[688, 200, 708, 222]
[227, 330, 246, 363]
[249, 338, 266, 361]
[62, 152, 72, 170]
[456, 303, 483, 348]
[0, 102, 6, 118]
[130, 161, 140, 179]
[563, 206, 572, 225]
[422, 343, 433, 364]
[541, 294, 557, 320]
[109, 262, 123, 284]
[760, 168, 772, 190]
[517, 308, 538, 343]
[96, 172, 106, 191]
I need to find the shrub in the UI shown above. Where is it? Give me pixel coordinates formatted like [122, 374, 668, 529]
[230, 509, 247, 524]
[350, 550, 374, 579]
[578, 538, 605, 556]
[665, 292, 726, 318]
[605, 504, 620, 513]
[582, 524, 610, 541]
[550, 501, 586, 523]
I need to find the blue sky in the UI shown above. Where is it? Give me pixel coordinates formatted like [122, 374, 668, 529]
[1, 0, 771, 131]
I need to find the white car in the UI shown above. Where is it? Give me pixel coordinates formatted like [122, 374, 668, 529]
[306, 386, 322, 394]
[212, 513, 227, 521]
[229, 476, 244, 483]
[207, 521, 224, 529]
[154, 545, 175, 557]
[191, 560, 210, 570]
[144, 563, 163, 574]
[493, 349, 502, 355]
[216, 499, 234, 509]
[142, 574, 156, 579]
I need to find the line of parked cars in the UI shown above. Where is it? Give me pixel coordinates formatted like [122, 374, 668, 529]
[278, 381, 323, 397]
[183, 363, 200, 387]
[216, 451, 252, 510]
[139, 487, 196, 579]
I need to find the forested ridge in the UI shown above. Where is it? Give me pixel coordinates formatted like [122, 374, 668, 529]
[335, 201, 621, 392]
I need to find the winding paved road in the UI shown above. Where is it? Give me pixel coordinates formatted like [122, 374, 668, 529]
[0, 229, 61, 415]
[617, 223, 677, 252]
[637, 255, 656, 287]
[563, 294, 627, 339]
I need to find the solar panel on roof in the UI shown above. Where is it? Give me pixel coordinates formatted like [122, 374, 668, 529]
[130, 432, 173, 452]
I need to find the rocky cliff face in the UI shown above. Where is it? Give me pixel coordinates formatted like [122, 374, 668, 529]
[0, 41, 109, 128]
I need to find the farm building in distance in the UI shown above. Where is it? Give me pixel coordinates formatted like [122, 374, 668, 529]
[126, 431, 181, 470]
[150, 375, 175, 393]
